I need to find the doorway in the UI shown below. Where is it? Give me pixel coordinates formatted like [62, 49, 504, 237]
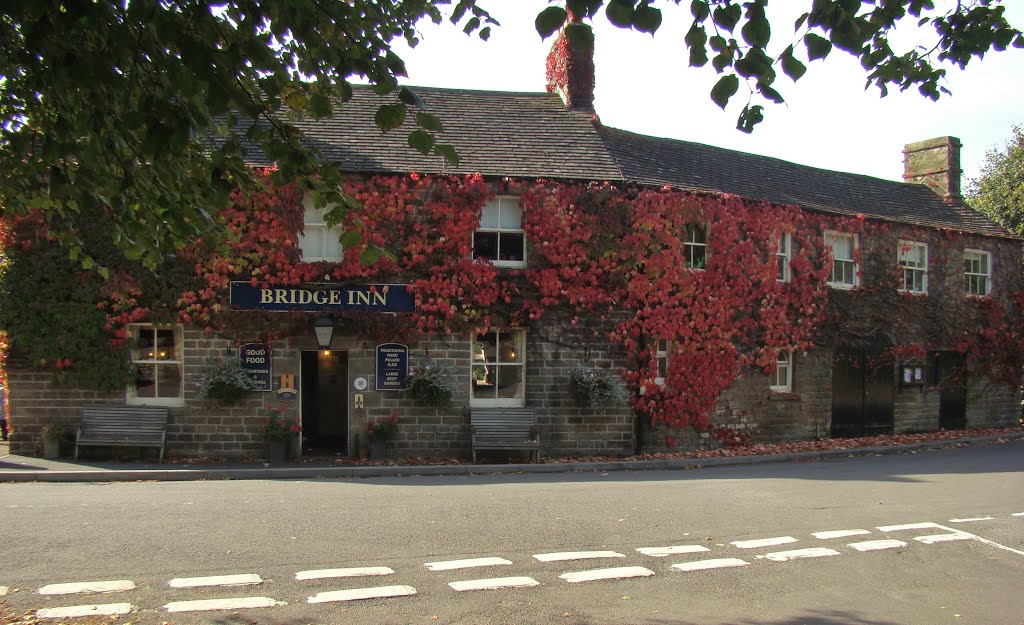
[831, 345, 895, 438]
[933, 351, 967, 430]
[300, 350, 349, 456]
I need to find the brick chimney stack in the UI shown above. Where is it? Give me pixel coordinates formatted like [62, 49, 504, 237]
[545, 11, 596, 112]
[903, 136, 962, 201]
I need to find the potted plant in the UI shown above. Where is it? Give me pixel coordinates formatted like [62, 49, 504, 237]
[259, 405, 301, 463]
[406, 363, 457, 408]
[569, 366, 627, 408]
[40, 421, 65, 459]
[195, 357, 260, 403]
[366, 414, 398, 460]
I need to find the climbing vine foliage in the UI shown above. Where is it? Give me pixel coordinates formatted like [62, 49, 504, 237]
[2, 171, 1022, 430]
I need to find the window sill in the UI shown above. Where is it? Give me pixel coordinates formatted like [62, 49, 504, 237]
[827, 282, 857, 290]
[127, 397, 185, 408]
[768, 391, 800, 401]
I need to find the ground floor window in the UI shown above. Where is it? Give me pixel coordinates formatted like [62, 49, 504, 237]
[770, 351, 792, 392]
[471, 329, 525, 406]
[128, 324, 184, 406]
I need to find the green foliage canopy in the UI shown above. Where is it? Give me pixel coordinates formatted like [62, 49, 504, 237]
[967, 125, 1024, 235]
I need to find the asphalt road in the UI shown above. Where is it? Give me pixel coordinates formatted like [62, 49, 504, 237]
[1, 441, 1022, 625]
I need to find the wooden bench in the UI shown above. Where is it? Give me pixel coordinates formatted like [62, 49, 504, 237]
[75, 405, 169, 463]
[469, 408, 540, 463]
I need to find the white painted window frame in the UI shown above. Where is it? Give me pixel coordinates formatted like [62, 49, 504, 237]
[897, 239, 928, 295]
[470, 328, 526, 408]
[824, 231, 859, 289]
[654, 339, 670, 386]
[770, 350, 792, 392]
[964, 248, 992, 297]
[776, 233, 792, 283]
[299, 196, 345, 262]
[683, 223, 708, 270]
[127, 324, 185, 407]
[473, 196, 527, 269]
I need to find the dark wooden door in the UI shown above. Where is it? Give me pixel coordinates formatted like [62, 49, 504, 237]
[831, 347, 895, 438]
[934, 352, 967, 430]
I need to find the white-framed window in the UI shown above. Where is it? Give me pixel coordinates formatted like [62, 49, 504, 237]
[299, 196, 345, 262]
[473, 196, 526, 268]
[683, 223, 708, 269]
[776, 233, 792, 282]
[770, 350, 792, 392]
[824, 231, 858, 289]
[897, 240, 928, 294]
[964, 249, 992, 296]
[654, 339, 670, 386]
[471, 328, 525, 406]
[128, 324, 184, 406]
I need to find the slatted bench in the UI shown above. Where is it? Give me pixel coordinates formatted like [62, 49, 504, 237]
[75, 405, 169, 463]
[469, 408, 540, 463]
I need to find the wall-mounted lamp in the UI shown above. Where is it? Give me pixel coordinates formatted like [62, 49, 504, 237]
[313, 316, 334, 350]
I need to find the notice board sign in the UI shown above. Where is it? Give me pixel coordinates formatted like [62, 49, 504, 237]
[239, 343, 272, 391]
[376, 343, 408, 391]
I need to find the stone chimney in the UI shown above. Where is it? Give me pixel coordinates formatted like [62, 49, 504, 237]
[545, 12, 596, 112]
[903, 136, 962, 201]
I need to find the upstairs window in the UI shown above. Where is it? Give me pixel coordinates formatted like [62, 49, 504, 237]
[825, 231, 858, 289]
[683, 223, 708, 269]
[473, 196, 525, 268]
[770, 351, 792, 392]
[129, 324, 184, 406]
[964, 249, 992, 296]
[898, 240, 928, 294]
[471, 329, 525, 406]
[299, 197, 345, 262]
[776, 233, 792, 282]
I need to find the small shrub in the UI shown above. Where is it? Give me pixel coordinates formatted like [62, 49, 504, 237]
[406, 363, 457, 408]
[194, 357, 259, 403]
[569, 366, 627, 408]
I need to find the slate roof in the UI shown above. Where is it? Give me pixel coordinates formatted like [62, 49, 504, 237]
[240, 84, 1009, 238]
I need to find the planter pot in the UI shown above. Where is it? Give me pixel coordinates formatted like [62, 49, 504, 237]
[267, 438, 289, 464]
[42, 435, 61, 459]
[369, 438, 387, 461]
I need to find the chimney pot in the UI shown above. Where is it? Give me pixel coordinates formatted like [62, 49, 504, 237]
[903, 136, 962, 201]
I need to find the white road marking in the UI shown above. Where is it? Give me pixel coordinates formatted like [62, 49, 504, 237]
[813, 529, 871, 540]
[637, 545, 711, 557]
[533, 551, 625, 562]
[38, 580, 135, 595]
[307, 585, 417, 604]
[169, 574, 262, 588]
[949, 516, 995, 523]
[164, 597, 285, 612]
[758, 547, 841, 562]
[295, 567, 393, 580]
[560, 566, 655, 583]
[425, 557, 512, 571]
[1011, 512, 1024, 517]
[671, 558, 750, 572]
[449, 577, 540, 591]
[36, 603, 134, 619]
[915, 533, 973, 544]
[849, 539, 907, 552]
[877, 522, 941, 532]
[731, 536, 797, 549]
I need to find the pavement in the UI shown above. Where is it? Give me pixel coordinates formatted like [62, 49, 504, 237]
[1, 431, 1021, 482]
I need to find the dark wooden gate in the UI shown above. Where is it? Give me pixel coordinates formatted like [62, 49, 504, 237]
[933, 351, 967, 430]
[831, 346, 895, 438]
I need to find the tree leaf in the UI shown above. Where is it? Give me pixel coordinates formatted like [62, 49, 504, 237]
[710, 74, 739, 109]
[433, 143, 460, 166]
[374, 103, 407, 133]
[805, 33, 833, 60]
[408, 129, 436, 155]
[567, 0, 604, 19]
[606, 0, 635, 28]
[416, 111, 444, 132]
[780, 46, 807, 82]
[691, 1, 710, 22]
[736, 104, 764, 133]
[398, 87, 426, 109]
[632, 6, 662, 34]
[536, 6, 568, 39]
[712, 3, 742, 32]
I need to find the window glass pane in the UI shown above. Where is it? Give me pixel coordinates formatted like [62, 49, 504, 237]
[157, 364, 182, 398]
[323, 229, 344, 259]
[498, 232, 525, 262]
[299, 228, 323, 259]
[134, 328, 155, 361]
[498, 331, 523, 363]
[480, 202, 500, 229]
[473, 232, 498, 260]
[134, 364, 156, 397]
[495, 365, 523, 398]
[156, 329, 177, 360]
[303, 199, 326, 226]
[498, 201, 522, 229]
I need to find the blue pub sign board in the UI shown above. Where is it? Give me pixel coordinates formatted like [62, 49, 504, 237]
[376, 343, 409, 391]
[239, 343, 272, 391]
[229, 282, 415, 312]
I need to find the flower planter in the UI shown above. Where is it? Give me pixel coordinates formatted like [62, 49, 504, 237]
[267, 439, 288, 464]
[41, 434, 61, 459]
[369, 438, 387, 461]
